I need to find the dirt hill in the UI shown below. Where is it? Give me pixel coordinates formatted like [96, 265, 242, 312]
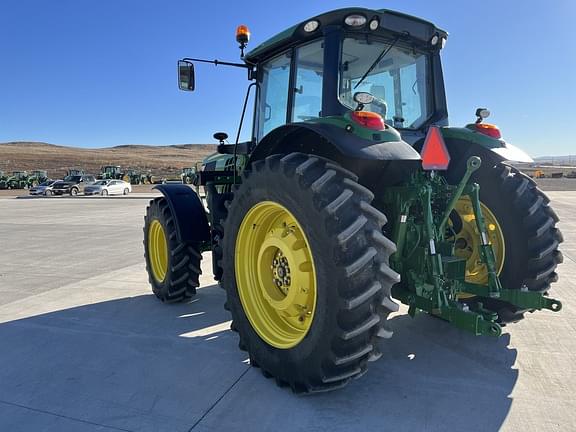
[0, 142, 217, 178]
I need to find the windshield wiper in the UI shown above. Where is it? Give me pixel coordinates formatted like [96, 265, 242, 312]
[354, 34, 402, 90]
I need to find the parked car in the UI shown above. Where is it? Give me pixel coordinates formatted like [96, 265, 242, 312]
[29, 179, 57, 196]
[51, 175, 96, 196]
[84, 179, 132, 196]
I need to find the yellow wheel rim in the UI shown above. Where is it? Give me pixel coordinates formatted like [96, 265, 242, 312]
[148, 219, 168, 283]
[235, 201, 317, 349]
[451, 197, 505, 288]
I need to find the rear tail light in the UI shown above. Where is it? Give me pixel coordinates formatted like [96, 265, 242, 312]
[421, 126, 450, 170]
[350, 111, 385, 130]
[475, 123, 501, 139]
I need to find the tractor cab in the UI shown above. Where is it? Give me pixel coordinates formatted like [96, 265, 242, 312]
[179, 8, 449, 152]
[12, 171, 27, 179]
[246, 9, 448, 143]
[102, 166, 121, 175]
[28, 170, 48, 187]
[99, 165, 122, 180]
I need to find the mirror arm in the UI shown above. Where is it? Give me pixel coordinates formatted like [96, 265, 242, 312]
[181, 57, 251, 70]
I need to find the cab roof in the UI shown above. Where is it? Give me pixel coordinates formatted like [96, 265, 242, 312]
[245, 8, 447, 63]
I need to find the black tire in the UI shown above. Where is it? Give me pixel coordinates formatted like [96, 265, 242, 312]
[101, 189, 108, 197]
[44, 190, 52, 196]
[452, 161, 563, 323]
[220, 153, 400, 393]
[123, 188, 129, 195]
[70, 187, 78, 196]
[144, 197, 202, 302]
[205, 182, 231, 282]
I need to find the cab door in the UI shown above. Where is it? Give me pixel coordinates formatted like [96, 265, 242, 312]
[255, 39, 325, 141]
[256, 51, 291, 141]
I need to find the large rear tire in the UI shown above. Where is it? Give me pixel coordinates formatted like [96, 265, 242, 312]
[221, 153, 399, 393]
[450, 161, 563, 323]
[144, 197, 202, 302]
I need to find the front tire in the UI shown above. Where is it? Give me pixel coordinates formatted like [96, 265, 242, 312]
[221, 153, 399, 393]
[70, 187, 78, 196]
[144, 197, 202, 302]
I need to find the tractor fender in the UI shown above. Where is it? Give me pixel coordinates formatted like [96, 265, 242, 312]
[489, 142, 533, 163]
[440, 127, 533, 163]
[152, 184, 210, 243]
[249, 123, 421, 165]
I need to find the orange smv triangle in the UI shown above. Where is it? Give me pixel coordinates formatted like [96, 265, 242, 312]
[421, 126, 450, 170]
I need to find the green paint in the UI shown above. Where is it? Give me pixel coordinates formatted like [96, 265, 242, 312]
[308, 113, 402, 142]
[441, 126, 502, 149]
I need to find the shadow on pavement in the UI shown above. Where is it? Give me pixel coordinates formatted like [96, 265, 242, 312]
[0, 283, 518, 432]
[194, 309, 518, 432]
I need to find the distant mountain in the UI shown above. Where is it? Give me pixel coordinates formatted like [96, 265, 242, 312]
[0, 141, 217, 177]
[533, 155, 576, 166]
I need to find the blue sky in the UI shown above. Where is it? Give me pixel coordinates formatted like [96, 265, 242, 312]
[0, 0, 574, 156]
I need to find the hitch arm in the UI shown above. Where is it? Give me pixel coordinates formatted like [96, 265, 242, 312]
[461, 282, 563, 312]
[439, 156, 481, 235]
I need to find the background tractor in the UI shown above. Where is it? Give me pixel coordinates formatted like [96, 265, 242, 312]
[27, 170, 49, 187]
[181, 166, 197, 184]
[0, 171, 29, 189]
[98, 165, 124, 180]
[143, 8, 563, 393]
[123, 169, 152, 185]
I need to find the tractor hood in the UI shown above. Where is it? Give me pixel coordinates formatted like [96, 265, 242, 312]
[245, 7, 447, 63]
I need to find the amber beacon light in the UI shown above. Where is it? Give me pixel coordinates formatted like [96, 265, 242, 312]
[236, 25, 251, 56]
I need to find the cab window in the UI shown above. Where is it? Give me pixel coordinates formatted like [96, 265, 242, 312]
[292, 40, 324, 122]
[257, 51, 291, 140]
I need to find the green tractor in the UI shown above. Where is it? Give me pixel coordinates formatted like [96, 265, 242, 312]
[123, 169, 150, 185]
[0, 171, 29, 189]
[181, 166, 197, 184]
[27, 170, 49, 188]
[143, 8, 563, 393]
[0, 170, 6, 188]
[98, 165, 123, 180]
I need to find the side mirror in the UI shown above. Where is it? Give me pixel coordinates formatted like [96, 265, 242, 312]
[178, 60, 195, 91]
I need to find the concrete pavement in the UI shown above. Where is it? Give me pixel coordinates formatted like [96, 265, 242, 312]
[0, 193, 574, 431]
